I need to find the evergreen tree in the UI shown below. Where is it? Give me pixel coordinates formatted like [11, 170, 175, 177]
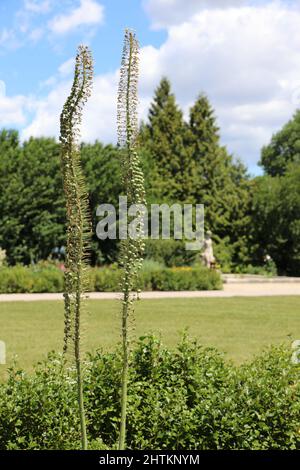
[140, 78, 191, 202]
[187, 94, 225, 207]
[141, 84, 252, 268]
[187, 94, 252, 267]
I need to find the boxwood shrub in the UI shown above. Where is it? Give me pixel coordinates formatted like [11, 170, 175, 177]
[0, 336, 299, 450]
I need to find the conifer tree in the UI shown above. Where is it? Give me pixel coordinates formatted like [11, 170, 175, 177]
[187, 94, 251, 266]
[141, 84, 251, 267]
[188, 94, 232, 228]
[140, 78, 191, 202]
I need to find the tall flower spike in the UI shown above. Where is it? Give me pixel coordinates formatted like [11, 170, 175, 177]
[59, 45, 93, 450]
[117, 30, 146, 450]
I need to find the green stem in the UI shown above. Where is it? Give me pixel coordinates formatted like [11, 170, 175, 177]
[75, 340, 88, 450]
[71, 133, 86, 451]
[69, 119, 87, 451]
[119, 289, 129, 450]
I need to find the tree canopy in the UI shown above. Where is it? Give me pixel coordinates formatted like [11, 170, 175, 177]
[0, 133, 121, 265]
[260, 109, 300, 176]
[251, 164, 300, 275]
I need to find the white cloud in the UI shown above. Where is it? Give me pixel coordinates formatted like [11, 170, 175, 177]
[144, 0, 249, 28]
[58, 57, 75, 76]
[24, 0, 51, 14]
[49, 0, 104, 35]
[21, 81, 71, 139]
[38, 57, 76, 91]
[29, 27, 44, 41]
[0, 98, 27, 126]
[1, 1, 51, 50]
[21, 69, 118, 144]
[0, 86, 28, 126]
[81, 72, 118, 142]
[0, 28, 18, 49]
[137, 1, 300, 169]
[16, 1, 52, 35]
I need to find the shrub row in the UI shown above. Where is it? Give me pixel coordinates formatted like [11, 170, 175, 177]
[0, 336, 299, 450]
[0, 265, 222, 293]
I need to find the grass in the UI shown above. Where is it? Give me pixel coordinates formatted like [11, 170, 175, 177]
[1, 296, 300, 379]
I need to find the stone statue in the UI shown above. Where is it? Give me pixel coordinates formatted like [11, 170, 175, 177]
[0, 340, 5, 365]
[202, 230, 216, 269]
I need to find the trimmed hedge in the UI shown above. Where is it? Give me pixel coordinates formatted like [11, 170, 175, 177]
[0, 265, 222, 293]
[0, 336, 299, 450]
[0, 265, 64, 293]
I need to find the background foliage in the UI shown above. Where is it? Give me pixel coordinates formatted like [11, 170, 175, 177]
[1, 77, 300, 274]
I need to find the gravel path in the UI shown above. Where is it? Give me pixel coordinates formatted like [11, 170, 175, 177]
[0, 282, 299, 301]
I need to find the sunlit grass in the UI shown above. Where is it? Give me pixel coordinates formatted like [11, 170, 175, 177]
[1, 296, 300, 379]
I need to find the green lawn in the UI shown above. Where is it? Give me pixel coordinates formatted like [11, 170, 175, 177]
[1, 296, 300, 378]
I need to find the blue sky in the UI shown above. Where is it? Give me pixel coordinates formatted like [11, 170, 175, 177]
[1, 0, 300, 175]
[0, 1, 166, 95]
